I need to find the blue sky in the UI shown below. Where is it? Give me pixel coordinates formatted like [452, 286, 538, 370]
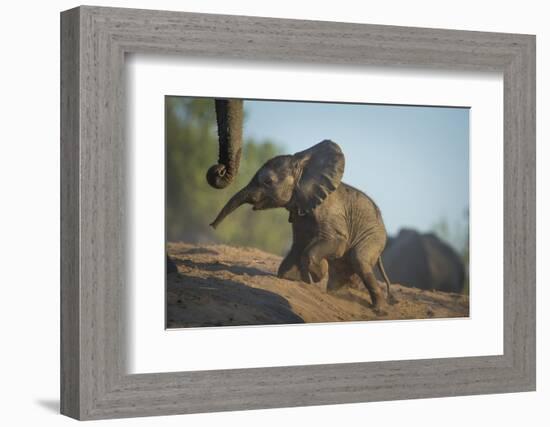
[243, 100, 469, 242]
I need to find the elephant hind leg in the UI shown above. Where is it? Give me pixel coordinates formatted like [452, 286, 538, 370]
[350, 252, 386, 314]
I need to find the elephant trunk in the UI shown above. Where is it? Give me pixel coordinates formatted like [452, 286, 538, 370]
[210, 186, 253, 229]
[206, 99, 244, 189]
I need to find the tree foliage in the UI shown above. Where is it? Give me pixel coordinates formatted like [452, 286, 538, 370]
[166, 97, 291, 255]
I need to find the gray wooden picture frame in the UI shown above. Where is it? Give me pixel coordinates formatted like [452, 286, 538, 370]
[60, 5, 536, 420]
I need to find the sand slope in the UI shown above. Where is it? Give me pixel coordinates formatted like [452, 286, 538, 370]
[167, 242, 469, 328]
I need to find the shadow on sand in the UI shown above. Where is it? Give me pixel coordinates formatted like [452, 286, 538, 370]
[167, 272, 304, 328]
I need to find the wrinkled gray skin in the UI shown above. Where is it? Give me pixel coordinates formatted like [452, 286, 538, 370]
[206, 99, 244, 189]
[210, 140, 395, 311]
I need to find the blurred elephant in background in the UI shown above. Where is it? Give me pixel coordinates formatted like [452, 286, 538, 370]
[167, 99, 244, 273]
[381, 228, 465, 293]
[209, 140, 395, 312]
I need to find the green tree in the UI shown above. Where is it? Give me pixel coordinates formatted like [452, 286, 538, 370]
[166, 97, 291, 255]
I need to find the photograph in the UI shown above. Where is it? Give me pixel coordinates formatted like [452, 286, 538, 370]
[165, 96, 470, 328]
[53, 4, 537, 421]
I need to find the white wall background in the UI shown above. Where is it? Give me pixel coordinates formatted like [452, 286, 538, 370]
[0, 0, 546, 425]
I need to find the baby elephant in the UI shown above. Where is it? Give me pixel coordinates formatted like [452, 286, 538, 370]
[210, 140, 394, 311]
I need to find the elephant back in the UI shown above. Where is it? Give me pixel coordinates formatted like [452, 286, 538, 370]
[381, 228, 465, 293]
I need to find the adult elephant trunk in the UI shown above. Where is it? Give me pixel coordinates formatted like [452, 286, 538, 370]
[206, 99, 244, 189]
[210, 185, 253, 229]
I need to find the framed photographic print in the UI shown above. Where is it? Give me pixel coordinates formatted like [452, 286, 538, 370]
[60, 5, 535, 420]
[163, 96, 470, 329]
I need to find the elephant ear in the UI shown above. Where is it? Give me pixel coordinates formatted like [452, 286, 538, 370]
[292, 140, 345, 214]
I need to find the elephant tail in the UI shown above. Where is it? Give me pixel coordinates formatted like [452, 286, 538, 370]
[377, 257, 396, 304]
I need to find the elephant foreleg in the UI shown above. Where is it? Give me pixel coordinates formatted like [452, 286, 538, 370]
[301, 238, 345, 284]
[277, 249, 302, 281]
